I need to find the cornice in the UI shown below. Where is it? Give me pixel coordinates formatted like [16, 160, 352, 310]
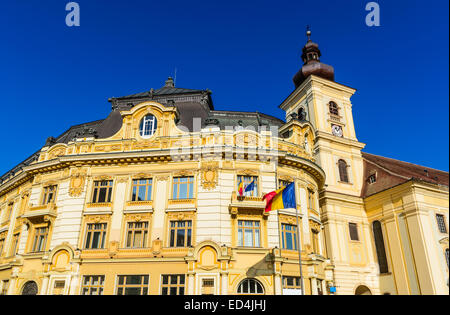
[1, 146, 326, 196]
[279, 75, 357, 111]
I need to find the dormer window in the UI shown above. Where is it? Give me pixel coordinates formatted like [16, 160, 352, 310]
[139, 115, 158, 138]
[329, 102, 339, 116]
[368, 174, 377, 184]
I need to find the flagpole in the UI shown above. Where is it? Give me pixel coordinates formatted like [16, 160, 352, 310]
[294, 180, 305, 296]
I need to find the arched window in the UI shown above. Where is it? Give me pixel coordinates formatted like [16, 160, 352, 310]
[338, 160, 349, 183]
[329, 102, 339, 116]
[355, 285, 372, 295]
[22, 281, 38, 295]
[139, 114, 158, 138]
[373, 221, 389, 274]
[237, 279, 264, 295]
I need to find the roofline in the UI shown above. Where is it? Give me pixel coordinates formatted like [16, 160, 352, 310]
[110, 88, 211, 102]
[210, 110, 285, 124]
[362, 151, 449, 174]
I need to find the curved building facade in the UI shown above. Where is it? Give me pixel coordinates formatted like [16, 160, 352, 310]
[0, 34, 448, 295]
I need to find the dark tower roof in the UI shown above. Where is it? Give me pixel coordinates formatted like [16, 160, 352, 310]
[293, 27, 335, 88]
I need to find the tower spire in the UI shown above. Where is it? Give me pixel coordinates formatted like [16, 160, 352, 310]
[292, 28, 335, 88]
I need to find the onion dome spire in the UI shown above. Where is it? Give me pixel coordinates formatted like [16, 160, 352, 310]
[293, 26, 335, 88]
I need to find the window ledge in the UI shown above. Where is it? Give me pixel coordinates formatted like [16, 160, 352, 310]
[126, 201, 153, 207]
[168, 199, 196, 205]
[86, 202, 112, 208]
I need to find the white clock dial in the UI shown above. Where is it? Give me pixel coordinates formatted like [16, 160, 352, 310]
[332, 125, 343, 137]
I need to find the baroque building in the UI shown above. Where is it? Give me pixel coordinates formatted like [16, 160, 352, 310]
[0, 32, 448, 296]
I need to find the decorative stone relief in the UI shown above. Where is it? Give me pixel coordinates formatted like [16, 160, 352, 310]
[69, 170, 87, 197]
[200, 162, 219, 190]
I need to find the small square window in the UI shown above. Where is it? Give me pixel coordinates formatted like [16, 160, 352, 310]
[368, 174, 377, 184]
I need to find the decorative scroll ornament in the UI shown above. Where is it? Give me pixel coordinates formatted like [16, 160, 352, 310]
[201, 162, 218, 190]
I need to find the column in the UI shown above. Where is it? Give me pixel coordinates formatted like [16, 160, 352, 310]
[220, 272, 228, 295]
[274, 274, 282, 295]
[187, 272, 195, 295]
[311, 277, 318, 295]
[40, 276, 49, 295]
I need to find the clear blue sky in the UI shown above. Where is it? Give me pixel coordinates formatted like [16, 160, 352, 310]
[0, 0, 448, 175]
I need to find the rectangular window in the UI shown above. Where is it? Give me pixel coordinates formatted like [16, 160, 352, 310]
[131, 179, 153, 202]
[311, 230, 320, 254]
[282, 276, 301, 289]
[281, 224, 298, 250]
[161, 275, 185, 295]
[238, 220, 261, 247]
[237, 175, 258, 197]
[349, 223, 359, 241]
[10, 233, 20, 256]
[32, 227, 49, 252]
[81, 276, 105, 295]
[91, 180, 113, 203]
[436, 214, 447, 234]
[307, 190, 315, 210]
[84, 223, 108, 249]
[169, 221, 192, 247]
[172, 177, 194, 200]
[42, 185, 57, 205]
[116, 275, 149, 295]
[126, 221, 149, 248]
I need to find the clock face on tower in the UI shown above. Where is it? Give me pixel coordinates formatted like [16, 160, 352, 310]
[331, 125, 343, 137]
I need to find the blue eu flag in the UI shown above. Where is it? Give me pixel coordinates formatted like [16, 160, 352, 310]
[244, 180, 256, 193]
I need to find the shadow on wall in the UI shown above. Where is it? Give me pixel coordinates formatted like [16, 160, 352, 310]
[246, 254, 274, 278]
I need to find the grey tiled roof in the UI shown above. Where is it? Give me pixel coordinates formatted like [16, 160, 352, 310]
[115, 86, 205, 100]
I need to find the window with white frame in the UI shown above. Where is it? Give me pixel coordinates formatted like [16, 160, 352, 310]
[237, 279, 264, 295]
[81, 276, 105, 295]
[139, 114, 158, 138]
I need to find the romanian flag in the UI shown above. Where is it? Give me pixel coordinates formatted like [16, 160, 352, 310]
[263, 182, 296, 212]
[238, 180, 244, 196]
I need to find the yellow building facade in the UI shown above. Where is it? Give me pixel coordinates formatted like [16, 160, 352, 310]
[0, 34, 448, 295]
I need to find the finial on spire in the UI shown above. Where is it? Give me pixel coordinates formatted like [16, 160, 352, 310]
[306, 25, 312, 42]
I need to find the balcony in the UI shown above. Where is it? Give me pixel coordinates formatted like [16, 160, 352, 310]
[229, 191, 267, 216]
[22, 203, 57, 220]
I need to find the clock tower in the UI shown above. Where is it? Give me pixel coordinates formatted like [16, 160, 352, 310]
[279, 29, 380, 295]
[280, 28, 366, 195]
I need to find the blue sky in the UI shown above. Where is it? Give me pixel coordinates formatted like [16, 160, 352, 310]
[0, 0, 448, 175]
